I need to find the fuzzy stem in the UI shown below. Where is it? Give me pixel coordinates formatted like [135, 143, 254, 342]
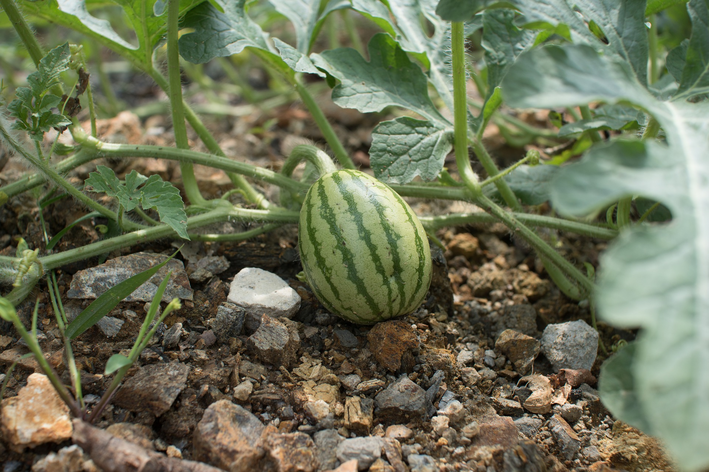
[167, 0, 208, 208]
[451, 22, 481, 193]
[580, 105, 602, 142]
[616, 197, 633, 229]
[481, 149, 539, 188]
[469, 138, 521, 211]
[648, 15, 659, 85]
[281, 145, 339, 178]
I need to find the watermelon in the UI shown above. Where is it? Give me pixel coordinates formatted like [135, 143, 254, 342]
[299, 169, 432, 325]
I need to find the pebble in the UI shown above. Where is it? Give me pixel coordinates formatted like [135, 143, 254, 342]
[519, 374, 553, 414]
[407, 454, 436, 472]
[461, 421, 480, 439]
[582, 445, 603, 462]
[367, 320, 419, 372]
[469, 415, 519, 448]
[95, 316, 124, 338]
[560, 403, 583, 424]
[438, 399, 466, 425]
[187, 255, 229, 283]
[193, 400, 265, 469]
[498, 304, 538, 336]
[549, 414, 580, 460]
[247, 314, 300, 367]
[315, 429, 345, 470]
[495, 329, 540, 375]
[336, 437, 384, 471]
[430, 416, 449, 436]
[305, 399, 331, 422]
[227, 267, 300, 319]
[67, 252, 193, 302]
[345, 396, 374, 434]
[477, 367, 497, 382]
[113, 362, 189, 416]
[0, 374, 73, 452]
[162, 322, 183, 349]
[31, 445, 95, 472]
[334, 329, 359, 348]
[385, 425, 414, 440]
[233, 380, 253, 401]
[208, 302, 246, 343]
[514, 417, 543, 438]
[447, 233, 479, 259]
[493, 397, 524, 417]
[327, 460, 358, 472]
[460, 367, 481, 386]
[261, 431, 319, 472]
[340, 374, 362, 391]
[456, 349, 474, 366]
[540, 320, 599, 371]
[105, 423, 154, 450]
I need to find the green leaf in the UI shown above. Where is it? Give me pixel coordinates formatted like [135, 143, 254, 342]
[676, 0, 709, 98]
[598, 342, 655, 434]
[558, 104, 643, 136]
[85, 166, 188, 239]
[269, 0, 348, 54]
[273, 39, 325, 77]
[311, 33, 447, 124]
[482, 9, 536, 91]
[513, 0, 649, 84]
[646, 0, 689, 16]
[505, 42, 709, 472]
[370, 117, 454, 184]
[486, 164, 560, 205]
[666, 39, 689, 83]
[65, 252, 177, 339]
[435, 0, 515, 20]
[105, 353, 132, 375]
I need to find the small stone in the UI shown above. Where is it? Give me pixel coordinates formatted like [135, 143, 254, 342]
[233, 380, 253, 401]
[193, 400, 265, 470]
[437, 399, 466, 425]
[340, 374, 361, 391]
[382, 438, 406, 472]
[188, 256, 230, 283]
[385, 425, 413, 440]
[369, 458, 394, 472]
[247, 315, 300, 367]
[560, 403, 583, 424]
[0, 374, 72, 452]
[355, 379, 386, 395]
[495, 329, 540, 375]
[477, 367, 497, 382]
[334, 329, 359, 348]
[31, 445, 96, 472]
[519, 374, 553, 414]
[461, 422, 480, 439]
[430, 416, 449, 436]
[345, 396, 374, 434]
[106, 423, 154, 450]
[549, 414, 580, 460]
[558, 368, 596, 387]
[407, 454, 436, 472]
[540, 320, 599, 371]
[498, 304, 538, 337]
[469, 415, 519, 448]
[262, 431, 319, 472]
[163, 322, 183, 349]
[113, 362, 189, 416]
[460, 367, 481, 386]
[208, 302, 246, 343]
[456, 349, 474, 366]
[493, 397, 524, 417]
[305, 400, 331, 422]
[367, 320, 419, 372]
[336, 437, 383, 471]
[374, 376, 429, 422]
[228, 267, 300, 319]
[315, 429, 345, 470]
[327, 460, 358, 472]
[582, 445, 603, 462]
[96, 316, 124, 338]
[166, 445, 182, 458]
[514, 417, 543, 438]
[447, 233, 479, 259]
[67, 253, 192, 302]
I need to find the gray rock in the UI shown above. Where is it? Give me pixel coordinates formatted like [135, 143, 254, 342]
[549, 414, 580, 460]
[113, 363, 189, 416]
[188, 256, 229, 283]
[514, 417, 543, 438]
[247, 314, 300, 367]
[336, 437, 383, 471]
[341, 374, 362, 391]
[208, 302, 246, 342]
[498, 304, 538, 336]
[375, 376, 429, 422]
[493, 397, 524, 417]
[228, 267, 301, 318]
[96, 316, 124, 338]
[438, 399, 466, 425]
[540, 320, 599, 371]
[162, 322, 183, 349]
[495, 329, 540, 375]
[314, 429, 345, 470]
[456, 349, 474, 366]
[32, 445, 93, 472]
[582, 445, 603, 462]
[560, 403, 583, 424]
[261, 432, 319, 472]
[67, 253, 192, 302]
[407, 454, 436, 472]
[334, 329, 359, 348]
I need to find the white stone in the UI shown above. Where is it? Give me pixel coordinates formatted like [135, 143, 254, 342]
[431, 416, 450, 436]
[233, 380, 253, 401]
[228, 268, 300, 318]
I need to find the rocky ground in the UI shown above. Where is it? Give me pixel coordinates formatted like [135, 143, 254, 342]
[0, 90, 677, 471]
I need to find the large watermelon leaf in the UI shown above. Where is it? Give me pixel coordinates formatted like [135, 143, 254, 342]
[503, 42, 709, 471]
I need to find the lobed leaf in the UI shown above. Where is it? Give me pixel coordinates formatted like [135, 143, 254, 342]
[486, 165, 560, 206]
[269, 0, 349, 54]
[676, 0, 709, 98]
[504, 42, 709, 471]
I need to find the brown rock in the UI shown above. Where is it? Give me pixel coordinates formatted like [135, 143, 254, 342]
[512, 269, 550, 301]
[495, 329, 540, 374]
[344, 396, 374, 434]
[420, 348, 457, 377]
[367, 320, 419, 372]
[248, 315, 300, 367]
[32, 445, 98, 472]
[262, 432, 319, 472]
[469, 415, 519, 449]
[382, 438, 406, 472]
[113, 362, 189, 416]
[369, 458, 394, 472]
[0, 373, 73, 452]
[326, 460, 358, 472]
[193, 399, 265, 470]
[447, 233, 480, 259]
[558, 368, 596, 387]
[520, 374, 553, 414]
[106, 423, 155, 450]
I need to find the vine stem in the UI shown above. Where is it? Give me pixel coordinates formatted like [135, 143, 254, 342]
[166, 0, 208, 207]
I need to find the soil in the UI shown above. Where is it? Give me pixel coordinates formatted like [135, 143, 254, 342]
[0, 73, 675, 472]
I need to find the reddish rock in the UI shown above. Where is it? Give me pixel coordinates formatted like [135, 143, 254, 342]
[367, 320, 419, 372]
[469, 415, 519, 449]
[0, 373, 73, 452]
[557, 368, 596, 387]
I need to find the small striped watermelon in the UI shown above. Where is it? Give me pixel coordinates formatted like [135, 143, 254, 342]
[299, 169, 432, 325]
